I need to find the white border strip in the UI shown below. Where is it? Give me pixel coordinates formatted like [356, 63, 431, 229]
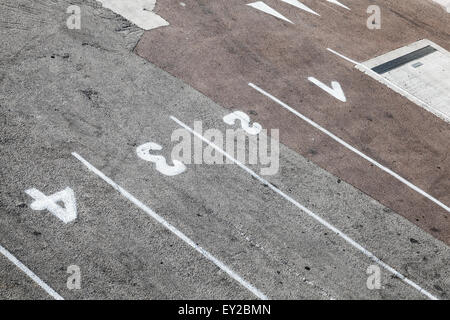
[170, 115, 438, 300]
[0, 244, 64, 300]
[249, 82, 450, 213]
[71, 152, 267, 300]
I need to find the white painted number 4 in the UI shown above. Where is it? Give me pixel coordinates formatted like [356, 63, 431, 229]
[25, 187, 77, 224]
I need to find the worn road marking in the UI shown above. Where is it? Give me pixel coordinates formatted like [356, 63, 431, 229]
[25, 187, 77, 224]
[96, 0, 169, 30]
[223, 111, 262, 135]
[0, 244, 64, 300]
[307, 77, 347, 102]
[249, 82, 450, 213]
[327, 0, 351, 11]
[136, 142, 187, 176]
[72, 152, 267, 300]
[247, 1, 293, 24]
[281, 0, 320, 16]
[170, 115, 438, 300]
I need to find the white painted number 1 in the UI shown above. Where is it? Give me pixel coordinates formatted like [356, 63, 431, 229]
[25, 187, 77, 224]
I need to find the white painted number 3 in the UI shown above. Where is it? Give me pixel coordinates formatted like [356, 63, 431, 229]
[223, 111, 262, 135]
[25, 187, 77, 224]
[136, 142, 186, 176]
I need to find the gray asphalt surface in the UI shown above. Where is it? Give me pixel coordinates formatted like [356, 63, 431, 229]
[0, 0, 449, 299]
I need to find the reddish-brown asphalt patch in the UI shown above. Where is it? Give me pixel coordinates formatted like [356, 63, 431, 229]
[135, 0, 450, 244]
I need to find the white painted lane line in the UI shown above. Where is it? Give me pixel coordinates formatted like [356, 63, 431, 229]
[326, 0, 351, 11]
[71, 152, 267, 300]
[327, 48, 359, 65]
[170, 115, 438, 300]
[328, 48, 450, 121]
[281, 0, 320, 16]
[249, 82, 450, 214]
[247, 1, 293, 24]
[307, 77, 346, 102]
[0, 244, 64, 300]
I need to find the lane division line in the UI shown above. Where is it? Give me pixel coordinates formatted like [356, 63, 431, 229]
[72, 152, 268, 300]
[170, 115, 438, 300]
[0, 244, 64, 300]
[249, 82, 450, 213]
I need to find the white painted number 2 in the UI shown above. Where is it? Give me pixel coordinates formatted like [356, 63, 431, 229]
[223, 111, 262, 135]
[136, 142, 186, 176]
[25, 187, 77, 224]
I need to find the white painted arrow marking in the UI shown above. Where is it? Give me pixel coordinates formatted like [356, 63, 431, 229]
[247, 1, 293, 24]
[308, 77, 346, 102]
[281, 0, 320, 16]
[26, 187, 77, 224]
[327, 0, 351, 11]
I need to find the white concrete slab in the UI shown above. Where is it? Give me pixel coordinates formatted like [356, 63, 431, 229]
[433, 0, 450, 13]
[96, 0, 169, 30]
[357, 39, 450, 123]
